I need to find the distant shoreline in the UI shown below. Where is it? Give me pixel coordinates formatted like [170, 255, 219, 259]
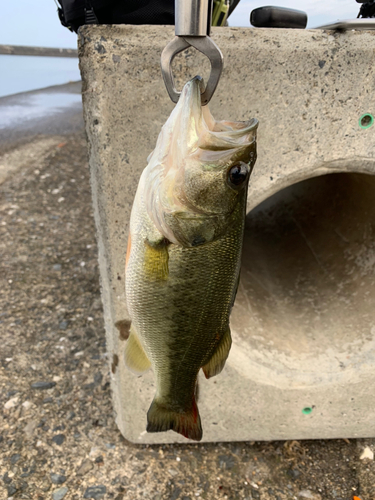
[0, 44, 77, 58]
[0, 53, 80, 99]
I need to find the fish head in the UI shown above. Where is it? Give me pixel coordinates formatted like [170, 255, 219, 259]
[145, 77, 258, 247]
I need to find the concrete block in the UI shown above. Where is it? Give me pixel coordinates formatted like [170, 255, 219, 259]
[79, 25, 375, 443]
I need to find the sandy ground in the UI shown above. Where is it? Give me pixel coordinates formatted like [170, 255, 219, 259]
[1, 85, 375, 500]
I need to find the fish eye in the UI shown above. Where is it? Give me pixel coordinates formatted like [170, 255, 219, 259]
[227, 162, 249, 189]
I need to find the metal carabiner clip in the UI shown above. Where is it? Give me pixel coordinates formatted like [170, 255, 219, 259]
[161, 0, 224, 106]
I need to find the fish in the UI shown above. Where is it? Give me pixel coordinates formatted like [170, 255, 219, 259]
[125, 76, 258, 441]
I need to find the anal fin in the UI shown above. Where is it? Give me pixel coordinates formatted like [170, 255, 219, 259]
[202, 327, 232, 379]
[124, 326, 151, 374]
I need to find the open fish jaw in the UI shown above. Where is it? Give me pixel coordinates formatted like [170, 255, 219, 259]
[144, 78, 258, 245]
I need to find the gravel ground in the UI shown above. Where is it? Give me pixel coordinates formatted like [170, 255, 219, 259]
[1, 131, 375, 500]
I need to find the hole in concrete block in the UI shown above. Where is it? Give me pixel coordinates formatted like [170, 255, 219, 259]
[111, 353, 119, 374]
[231, 173, 375, 388]
[115, 319, 131, 341]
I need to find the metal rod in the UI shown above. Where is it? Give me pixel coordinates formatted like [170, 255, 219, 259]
[175, 0, 211, 36]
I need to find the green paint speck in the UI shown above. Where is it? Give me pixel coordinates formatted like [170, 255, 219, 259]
[359, 114, 374, 129]
[302, 407, 313, 415]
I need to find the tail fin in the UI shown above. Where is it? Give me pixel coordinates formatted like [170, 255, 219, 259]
[146, 398, 202, 441]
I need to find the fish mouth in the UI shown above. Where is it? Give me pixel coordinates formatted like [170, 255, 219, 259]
[144, 77, 258, 244]
[182, 77, 258, 152]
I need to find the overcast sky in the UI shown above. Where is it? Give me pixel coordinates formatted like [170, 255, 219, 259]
[0, 0, 360, 49]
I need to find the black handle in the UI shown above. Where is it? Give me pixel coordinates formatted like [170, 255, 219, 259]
[250, 6, 308, 29]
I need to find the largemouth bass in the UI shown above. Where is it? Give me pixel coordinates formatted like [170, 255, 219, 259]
[125, 77, 258, 441]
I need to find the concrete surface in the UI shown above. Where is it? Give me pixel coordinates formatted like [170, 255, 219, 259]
[78, 25, 375, 443]
[2, 96, 375, 500]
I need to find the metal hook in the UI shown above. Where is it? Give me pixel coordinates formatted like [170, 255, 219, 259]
[161, 35, 223, 106]
[161, 0, 223, 106]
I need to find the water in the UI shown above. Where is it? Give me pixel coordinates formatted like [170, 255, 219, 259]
[0, 54, 81, 98]
[0, 91, 82, 130]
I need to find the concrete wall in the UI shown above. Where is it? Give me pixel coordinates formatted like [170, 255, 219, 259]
[79, 25, 375, 443]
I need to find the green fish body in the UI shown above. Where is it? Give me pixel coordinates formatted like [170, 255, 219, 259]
[125, 77, 258, 441]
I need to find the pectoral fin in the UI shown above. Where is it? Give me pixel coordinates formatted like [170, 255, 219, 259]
[202, 327, 232, 379]
[124, 326, 151, 374]
[143, 238, 169, 281]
